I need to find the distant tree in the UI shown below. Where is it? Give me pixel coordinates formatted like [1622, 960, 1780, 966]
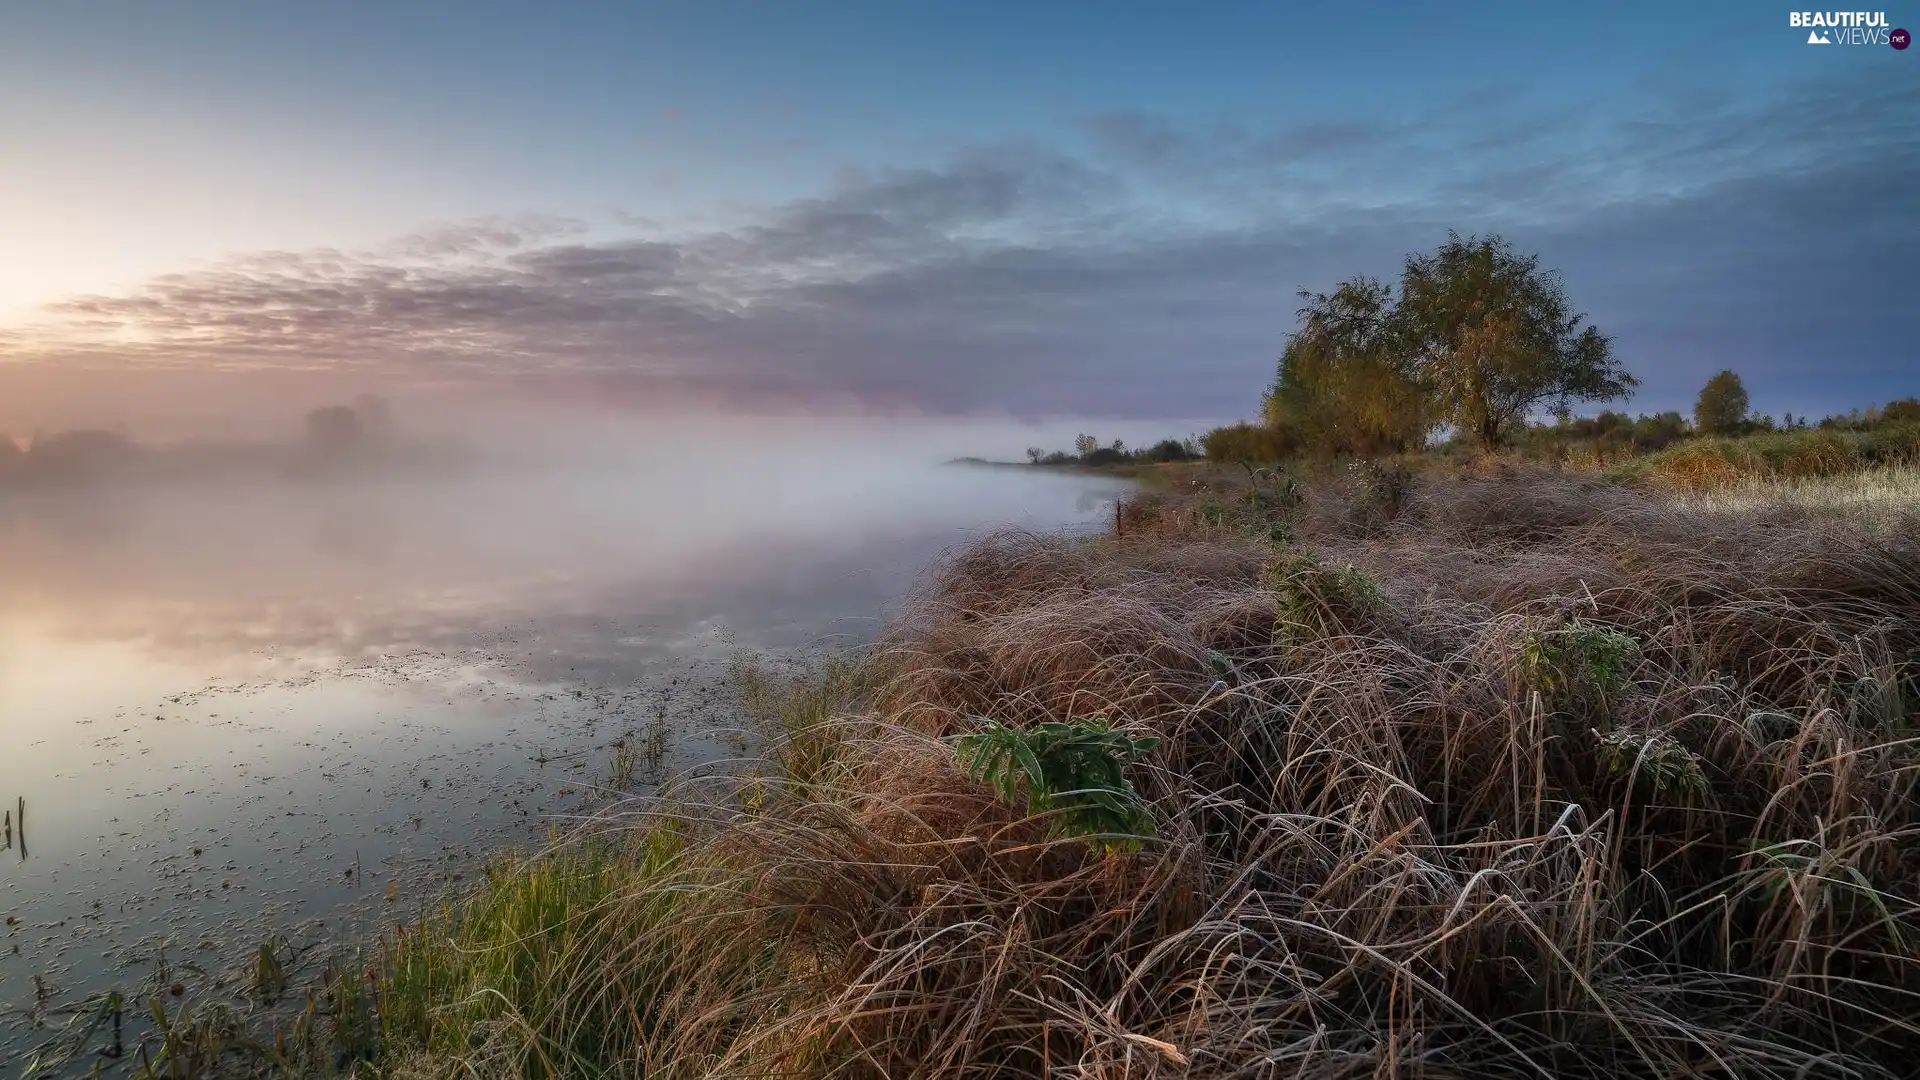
[353, 394, 395, 445]
[1026, 446, 1045, 465]
[1692, 370, 1749, 436]
[305, 405, 365, 456]
[1881, 397, 1920, 425]
[24, 429, 141, 483]
[1073, 433, 1100, 458]
[1109, 438, 1126, 455]
[1140, 438, 1194, 463]
[1394, 233, 1632, 447]
[1642, 411, 1689, 449]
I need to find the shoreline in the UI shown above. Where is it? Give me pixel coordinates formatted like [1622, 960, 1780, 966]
[96, 460, 1920, 1077]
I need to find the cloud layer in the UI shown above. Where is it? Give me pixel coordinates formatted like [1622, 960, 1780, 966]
[6, 69, 1915, 422]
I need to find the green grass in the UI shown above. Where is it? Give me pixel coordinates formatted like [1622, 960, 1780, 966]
[372, 829, 693, 1075]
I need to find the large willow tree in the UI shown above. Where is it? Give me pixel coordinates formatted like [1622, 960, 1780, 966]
[1395, 232, 1634, 448]
[1264, 277, 1432, 456]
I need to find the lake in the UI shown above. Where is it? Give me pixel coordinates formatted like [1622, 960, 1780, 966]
[0, 454, 1127, 1072]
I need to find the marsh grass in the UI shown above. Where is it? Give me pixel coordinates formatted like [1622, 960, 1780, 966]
[1674, 463, 1920, 522]
[151, 465, 1920, 1078]
[605, 738, 639, 790]
[1616, 424, 1920, 492]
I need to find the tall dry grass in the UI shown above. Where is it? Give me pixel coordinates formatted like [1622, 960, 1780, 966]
[346, 467, 1919, 1079]
[1617, 424, 1920, 492]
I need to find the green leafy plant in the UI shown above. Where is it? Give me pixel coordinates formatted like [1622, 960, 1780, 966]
[951, 718, 1159, 852]
[1518, 619, 1638, 716]
[1593, 728, 1708, 801]
[1267, 551, 1385, 643]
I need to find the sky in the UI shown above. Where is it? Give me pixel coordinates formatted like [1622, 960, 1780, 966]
[1, 0, 1915, 436]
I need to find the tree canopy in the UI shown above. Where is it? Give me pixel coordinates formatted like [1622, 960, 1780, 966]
[1396, 233, 1633, 447]
[1693, 370, 1749, 436]
[1264, 232, 1636, 451]
[1265, 278, 1430, 455]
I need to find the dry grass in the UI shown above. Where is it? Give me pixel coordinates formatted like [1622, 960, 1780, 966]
[1618, 425, 1920, 492]
[334, 466, 1920, 1079]
[1673, 465, 1920, 525]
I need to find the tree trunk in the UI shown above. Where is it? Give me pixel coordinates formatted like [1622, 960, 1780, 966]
[1480, 415, 1503, 448]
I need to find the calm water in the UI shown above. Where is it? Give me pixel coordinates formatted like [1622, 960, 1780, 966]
[0, 458, 1125, 1073]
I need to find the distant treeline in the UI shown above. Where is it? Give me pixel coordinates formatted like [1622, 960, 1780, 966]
[0, 396, 461, 489]
[1023, 434, 1203, 468]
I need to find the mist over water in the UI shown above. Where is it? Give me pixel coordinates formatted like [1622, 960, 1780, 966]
[0, 407, 1134, 1067]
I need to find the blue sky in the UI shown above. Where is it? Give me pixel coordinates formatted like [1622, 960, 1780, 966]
[1, 1, 1914, 429]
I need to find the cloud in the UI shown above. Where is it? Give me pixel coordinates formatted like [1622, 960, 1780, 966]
[4, 69, 1914, 422]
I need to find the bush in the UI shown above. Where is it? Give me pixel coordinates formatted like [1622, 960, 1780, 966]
[1138, 437, 1197, 463]
[1882, 397, 1920, 425]
[1266, 549, 1386, 642]
[1200, 421, 1296, 463]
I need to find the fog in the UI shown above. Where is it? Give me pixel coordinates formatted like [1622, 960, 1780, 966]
[0, 399, 1159, 1058]
[0, 400, 1181, 666]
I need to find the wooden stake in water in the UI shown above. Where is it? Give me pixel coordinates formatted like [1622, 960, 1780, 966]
[15, 796, 23, 860]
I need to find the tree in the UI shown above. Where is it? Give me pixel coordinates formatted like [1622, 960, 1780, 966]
[1692, 369, 1749, 436]
[1266, 277, 1432, 456]
[1394, 232, 1634, 447]
[1881, 397, 1920, 425]
[1026, 446, 1045, 465]
[305, 405, 365, 456]
[1140, 438, 1194, 463]
[23, 429, 140, 483]
[353, 393, 395, 445]
[1073, 433, 1099, 458]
